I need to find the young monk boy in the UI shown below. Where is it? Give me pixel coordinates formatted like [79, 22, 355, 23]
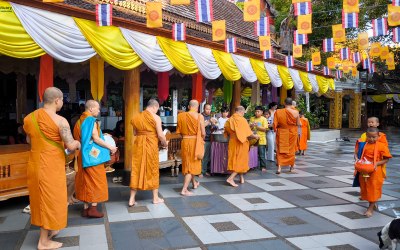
[354, 127, 392, 217]
[298, 111, 310, 156]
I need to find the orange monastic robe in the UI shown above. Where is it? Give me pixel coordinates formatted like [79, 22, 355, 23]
[299, 118, 308, 150]
[23, 109, 67, 230]
[130, 110, 159, 190]
[224, 114, 253, 173]
[73, 111, 108, 203]
[176, 112, 202, 175]
[273, 109, 299, 166]
[355, 142, 392, 202]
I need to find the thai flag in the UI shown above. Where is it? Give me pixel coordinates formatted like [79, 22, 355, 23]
[340, 47, 350, 60]
[352, 52, 361, 63]
[372, 18, 388, 36]
[263, 50, 273, 59]
[368, 63, 376, 73]
[255, 17, 269, 36]
[294, 2, 311, 16]
[294, 30, 308, 45]
[323, 38, 335, 52]
[285, 56, 295, 68]
[172, 23, 186, 41]
[336, 70, 342, 79]
[306, 61, 314, 71]
[393, 0, 400, 6]
[195, 0, 213, 22]
[394, 28, 400, 42]
[225, 38, 237, 53]
[96, 4, 112, 27]
[323, 67, 331, 76]
[342, 11, 358, 28]
[363, 58, 371, 69]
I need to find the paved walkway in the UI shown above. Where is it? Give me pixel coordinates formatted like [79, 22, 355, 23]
[1, 129, 400, 250]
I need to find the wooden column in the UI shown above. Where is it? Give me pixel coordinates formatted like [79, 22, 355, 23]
[123, 67, 140, 185]
[230, 80, 241, 115]
[17, 73, 27, 124]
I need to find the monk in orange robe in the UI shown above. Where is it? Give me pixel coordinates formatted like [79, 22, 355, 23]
[299, 111, 309, 155]
[176, 100, 205, 195]
[225, 106, 259, 187]
[273, 97, 301, 174]
[129, 99, 168, 206]
[74, 100, 117, 218]
[355, 127, 392, 217]
[24, 87, 81, 250]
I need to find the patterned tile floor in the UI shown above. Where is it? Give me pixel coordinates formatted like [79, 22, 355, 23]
[2, 128, 400, 250]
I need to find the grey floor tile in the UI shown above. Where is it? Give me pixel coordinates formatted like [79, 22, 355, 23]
[0, 231, 23, 250]
[166, 235, 198, 248]
[201, 181, 264, 194]
[140, 237, 172, 250]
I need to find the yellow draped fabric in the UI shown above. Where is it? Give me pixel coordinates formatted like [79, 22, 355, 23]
[280, 86, 287, 105]
[0, 1, 45, 58]
[298, 71, 312, 92]
[241, 87, 252, 97]
[249, 59, 270, 84]
[316, 75, 328, 94]
[328, 78, 335, 90]
[212, 50, 241, 81]
[90, 56, 105, 101]
[387, 94, 393, 99]
[213, 88, 223, 97]
[277, 65, 293, 90]
[156, 36, 198, 74]
[371, 95, 388, 103]
[74, 18, 142, 70]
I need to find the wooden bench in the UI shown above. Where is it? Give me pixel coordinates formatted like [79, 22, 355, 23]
[0, 144, 30, 201]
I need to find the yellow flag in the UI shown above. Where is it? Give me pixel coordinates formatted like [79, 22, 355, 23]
[370, 43, 381, 57]
[352, 68, 358, 76]
[312, 52, 321, 65]
[147, 2, 162, 28]
[171, 0, 190, 5]
[292, 0, 310, 3]
[212, 20, 226, 41]
[343, 0, 359, 13]
[343, 62, 350, 73]
[388, 64, 395, 70]
[332, 24, 345, 42]
[293, 44, 302, 58]
[259, 35, 271, 51]
[297, 14, 312, 34]
[381, 47, 389, 60]
[244, 0, 260, 22]
[327, 57, 335, 69]
[389, 5, 400, 26]
[387, 52, 395, 65]
[358, 33, 369, 50]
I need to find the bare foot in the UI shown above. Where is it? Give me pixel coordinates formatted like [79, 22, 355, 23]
[153, 198, 164, 204]
[181, 190, 194, 196]
[72, 197, 80, 203]
[67, 198, 75, 205]
[364, 210, 373, 217]
[359, 197, 363, 201]
[289, 167, 296, 172]
[199, 174, 204, 178]
[226, 179, 238, 187]
[206, 173, 211, 176]
[303, 152, 306, 156]
[48, 230, 59, 240]
[261, 169, 267, 172]
[38, 239, 63, 250]
[128, 200, 138, 207]
[239, 177, 244, 184]
[276, 166, 281, 174]
[193, 181, 200, 189]
[374, 203, 378, 210]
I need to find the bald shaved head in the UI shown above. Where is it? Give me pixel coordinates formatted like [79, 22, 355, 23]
[368, 117, 379, 123]
[85, 100, 99, 111]
[43, 87, 63, 105]
[235, 106, 245, 112]
[147, 99, 159, 108]
[189, 100, 199, 107]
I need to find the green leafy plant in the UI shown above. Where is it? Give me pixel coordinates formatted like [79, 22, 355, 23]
[296, 95, 328, 128]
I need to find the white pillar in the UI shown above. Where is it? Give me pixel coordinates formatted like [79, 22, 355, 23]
[139, 87, 143, 112]
[306, 92, 310, 112]
[172, 89, 178, 124]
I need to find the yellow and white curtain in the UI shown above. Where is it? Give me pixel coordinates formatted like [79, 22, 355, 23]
[1, 1, 335, 93]
[367, 94, 400, 103]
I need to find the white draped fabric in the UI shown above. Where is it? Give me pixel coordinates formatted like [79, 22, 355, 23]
[231, 54, 257, 83]
[264, 62, 282, 87]
[10, 2, 96, 63]
[367, 96, 375, 102]
[288, 68, 303, 91]
[393, 94, 400, 103]
[186, 44, 221, 79]
[307, 73, 320, 93]
[120, 28, 173, 72]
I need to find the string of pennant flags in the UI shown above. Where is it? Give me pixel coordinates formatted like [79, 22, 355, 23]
[91, 0, 400, 78]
